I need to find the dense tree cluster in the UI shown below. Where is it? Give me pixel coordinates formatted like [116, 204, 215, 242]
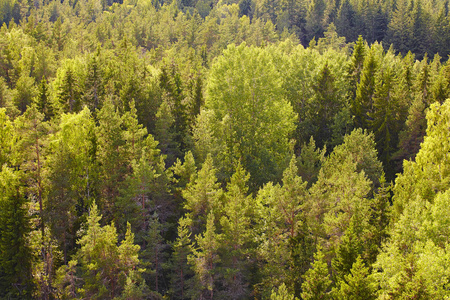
[2, 0, 450, 299]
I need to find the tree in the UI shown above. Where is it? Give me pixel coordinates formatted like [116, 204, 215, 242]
[170, 217, 193, 300]
[369, 65, 402, 179]
[83, 47, 104, 112]
[57, 65, 81, 113]
[346, 36, 366, 102]
[219, 163, 254, 299]
[34, 76, 54, 121]
[95, 99, 128, 221]
[334, 256, 376, 300]
[46, 107, 96, 263]
[301, 245, 331, 300]
[309, 62, 341, 147]
[189, 212, 221, 300]
[77, 203, 143, 299]
[0, 166, 33, 298]
[385, 0, 412, 55]
[296, 137, 326, 186]
[255, 156, 314, 297]
[352, 46, 378, 129]
[271, 283, 299, 300]
[14, 104, 48, 247]
[0, 108, 14, 166]
[182, 154, 223, 236]
[200, 43, 296, 188]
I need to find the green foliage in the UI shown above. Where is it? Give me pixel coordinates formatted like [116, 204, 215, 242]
[189, 212, 221, 299]
[4, 0, 450, 297]
[46, 107, 96, 262]
[271, 283, 299, 300]
[182, 154, 222, 235]
[76, 203, 143, 299]
[301, 246, 332, 300]
[0, 166, 33, 298]
[334, 256, 376, 300]
[201, 43, 296, 188]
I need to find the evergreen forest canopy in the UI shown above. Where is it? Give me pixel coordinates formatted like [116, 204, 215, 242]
[2, 0, 450, 299]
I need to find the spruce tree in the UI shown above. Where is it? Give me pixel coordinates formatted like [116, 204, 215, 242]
[182, 154, 222, 236]
[189, 212, 221, 300]
[34, 76, 53, 121]
[170, 217, 193, 300]
[301, 246, 332, 300]
[0, 166, 33, 298]
[335, 256, 376, 300]
[219, 163, 253, 299]
[353, 46, 377, 129]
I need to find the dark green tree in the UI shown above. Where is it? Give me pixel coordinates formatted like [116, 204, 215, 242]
[352, 46, 377, 129]
[34, 76, 54, 121]
[0, 166, 33, 299]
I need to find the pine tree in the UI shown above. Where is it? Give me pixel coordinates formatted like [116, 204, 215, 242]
[301, 246, 332, 300]
[159, 63, 188, 158]
[310, 62, 340, 147]
[332, 211, 365, 282]
[271, 283, 299, 300]
[385, 0, 412, 55]
[141, 213, 165, 293]
[335, 0, 358, 41]
[96, 99, 128, 221]
[14, 104, 48, 249]
[297, 137, 326, 186]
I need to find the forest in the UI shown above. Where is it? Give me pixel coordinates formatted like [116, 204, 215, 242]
[1, 0, 450, 299]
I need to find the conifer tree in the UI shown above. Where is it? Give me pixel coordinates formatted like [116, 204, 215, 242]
[96, 99, 128, 221]
[170, 217, 193, 300]
[57, 66, 81, 113]
[46, 107, 96, 263]
[271, 283, 299, 300]
[219, 163, 253, 299]
[83, 47, 104, 112]
[335, 256, 376, 300]
[296, 137, 326, 186]
[141, 213, 165, 294]
[301, 246, 331, 300]
[14, 104, 48, 246]
[310, 62, 340, 147]
[332, 210, 365, 282]
[0, 166, 33, 298]
[370, 65, 402, 178]
[182, 154, 222, 236]
[347, 35, 366, 101]
[0, 108, 13, 166]
[353, 46, 377, 129]
[77, 203, 143, 299]
[34, 76, 53, 121]
[189, 212, 221, 300]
